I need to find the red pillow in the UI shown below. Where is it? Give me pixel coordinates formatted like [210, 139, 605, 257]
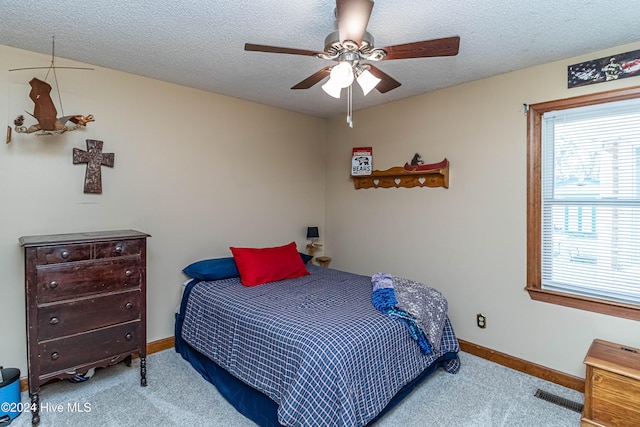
[230, 242, 309, 286]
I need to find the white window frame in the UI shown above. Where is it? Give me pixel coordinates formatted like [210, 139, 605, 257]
[526, 86, 640, 320]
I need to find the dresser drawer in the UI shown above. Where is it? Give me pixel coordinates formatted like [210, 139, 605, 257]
[38, 321, 141, 376]
[37, 291, 142, 341]
[590, 368, 640, 425]
[94, 239, 142, 258]
[36, 244, 91, 265]
[36, 258, 141, 303]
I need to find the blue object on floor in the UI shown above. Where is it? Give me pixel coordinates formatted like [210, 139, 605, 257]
[0, 367, 21, 423]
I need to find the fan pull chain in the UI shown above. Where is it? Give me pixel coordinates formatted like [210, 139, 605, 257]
[347, 85, 353, 128]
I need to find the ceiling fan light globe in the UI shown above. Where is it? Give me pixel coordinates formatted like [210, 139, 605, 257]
[330, 62, 355, 88]
[356, 69, 381, 96]
[322, 80, 343, 98]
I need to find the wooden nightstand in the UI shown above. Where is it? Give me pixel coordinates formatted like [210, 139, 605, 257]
[581, 339, 640, 426]
[315, 256, 332, 268]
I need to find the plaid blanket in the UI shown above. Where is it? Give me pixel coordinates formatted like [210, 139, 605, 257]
[181, 265, 459, 427]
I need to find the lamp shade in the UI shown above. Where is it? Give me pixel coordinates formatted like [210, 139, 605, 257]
[306, 227, 319, 239]
[329, 62, 354, 88]
[356, 69, 381, 96]
[322, 79, 343, 98]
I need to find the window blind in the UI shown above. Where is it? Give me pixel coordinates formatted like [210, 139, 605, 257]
[541, 97, 640, 306]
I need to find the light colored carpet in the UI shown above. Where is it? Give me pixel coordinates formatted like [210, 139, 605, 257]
[9, 350, 583, 426]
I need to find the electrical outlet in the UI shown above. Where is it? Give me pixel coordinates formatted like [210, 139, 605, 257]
[476, 313, 487, 329]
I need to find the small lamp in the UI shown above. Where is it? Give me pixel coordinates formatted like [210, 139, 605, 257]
[306, 226, 322, 256]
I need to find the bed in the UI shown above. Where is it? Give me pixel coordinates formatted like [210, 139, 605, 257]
[175, 257, 460, 427]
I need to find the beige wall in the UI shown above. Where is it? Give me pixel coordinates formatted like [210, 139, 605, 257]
[3, 39, 640, 382]
[325, 41, 640, 378]
[0, 45, 326, 374]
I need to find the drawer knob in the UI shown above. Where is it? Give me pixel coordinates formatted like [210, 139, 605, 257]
[125, 270, 133, 278]
[49, 316, 59, 325]
[48, 281, 58, 289]
[51, 352, 60, 361]
[60, 250, 69, 259]
[125, 333, 133, 341]
[115, 245, 123, 254]
[125, 302, 133, 310]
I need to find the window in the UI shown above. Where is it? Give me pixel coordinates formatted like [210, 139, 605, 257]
[527, 86, 640, 320]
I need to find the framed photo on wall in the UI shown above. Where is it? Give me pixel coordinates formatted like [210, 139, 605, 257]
[568, 48, 640, 88]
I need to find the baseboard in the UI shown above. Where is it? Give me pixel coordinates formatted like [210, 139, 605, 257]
[458, 338, 585, 392]
[19, 336, 176, 392]
[135, 336, 176, 358]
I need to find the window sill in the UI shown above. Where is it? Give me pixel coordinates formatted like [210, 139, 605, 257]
[526, 287, 640, 321]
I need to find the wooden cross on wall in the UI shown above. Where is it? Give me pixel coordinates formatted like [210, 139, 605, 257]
[73, 139, 114, 194]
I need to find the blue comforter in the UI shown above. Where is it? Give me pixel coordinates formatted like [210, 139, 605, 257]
[180, 265, 459, 427]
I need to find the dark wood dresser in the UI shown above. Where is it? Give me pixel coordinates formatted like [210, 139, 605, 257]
[581, 339, 640, 426]
[19, 229, 150, 426]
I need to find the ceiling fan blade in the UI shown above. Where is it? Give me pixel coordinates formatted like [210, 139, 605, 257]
[244, 43, 321, 57]
[381, 36, 460, 60]
[367, 65, 401, 93]
[336, 0, 374, 47]
[291, 67, 332, 89]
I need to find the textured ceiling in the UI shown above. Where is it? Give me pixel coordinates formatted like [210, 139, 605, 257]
[1, 1, 639, 118]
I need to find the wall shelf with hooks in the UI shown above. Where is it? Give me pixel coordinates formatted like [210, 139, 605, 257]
[351, 158, 449, 189]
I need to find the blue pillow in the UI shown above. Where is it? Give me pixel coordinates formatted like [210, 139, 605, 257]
[299, 252, 313, 264]
[182, 257, 240, 281]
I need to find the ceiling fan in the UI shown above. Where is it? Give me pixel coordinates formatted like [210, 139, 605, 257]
[244, 0, 460, 107]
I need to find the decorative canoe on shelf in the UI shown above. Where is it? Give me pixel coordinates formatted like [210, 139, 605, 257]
[351, 158, 449, 189]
